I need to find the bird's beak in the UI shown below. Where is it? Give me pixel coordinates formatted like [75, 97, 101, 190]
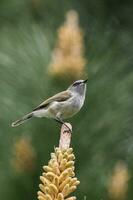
[83, 79, 88, 83]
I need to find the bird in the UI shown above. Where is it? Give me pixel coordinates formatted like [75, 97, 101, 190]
[11, 79, 87, 129]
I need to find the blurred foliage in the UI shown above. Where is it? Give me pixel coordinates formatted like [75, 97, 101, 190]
[108, 161, 130, 200]
[0, 0, 133, 200]
[11, 135, 36, 173]
[48, 10, 86, 80]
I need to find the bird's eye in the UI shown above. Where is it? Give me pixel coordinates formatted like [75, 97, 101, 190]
[73, 82, 80, 86]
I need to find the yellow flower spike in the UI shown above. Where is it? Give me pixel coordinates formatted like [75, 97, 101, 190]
[62, 184, 70, 197]
[68, 154, 75, 161]
[58, 152, 63, 164]
[42, 174, 50, 182]
[50, 161, 59, 172]
[51, 152, 56, 158]
[49, 183, 58, 195]
[37, 124, 80, 200]
[37, 191, 46, 199]
[68, 186, 77, 194]
[69, 171, 75, 178]
[65, 161, 74, 168]
[69, 178, 77, 186]
[108, 161, 130, 200]
[67, 148, 73, 154]
[40, 176, 45, 184]
[53, 176, 59, 189]
[44, 186, 51, 195]
[38, 196, 45, 200]
[60, 159, 67, 172]
[11, 136, 36, 173]
[59, 177, 71, 191]
[40, 176, 50, 186]
[63, 152, 69, 160]
[75, 181, 80, 186]
[48, 159, 54, 166]
[64, 168, 74, 178]
[39, 184, 46, 193]
[57, 193, 64, 200]
[69, 178, 80, 187]
[72, 166, 75, 172]
[65, 197, 76, 200]
[59, 170, 69, 183]
[45, 194, 52, 200]
[55, 147, 59, 151]
[55, 147, 61, 154]
[61, 158, 67, 165]
[43, 166, 53, 173]
[48, 10, 86, 80]
[46, 172, 56, 181]
[53, 162, 60, 175]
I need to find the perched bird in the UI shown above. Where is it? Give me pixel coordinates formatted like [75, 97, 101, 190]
[11, 79, 87, 128]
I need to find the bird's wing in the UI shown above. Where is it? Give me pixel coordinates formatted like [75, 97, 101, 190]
[33, 90, 72, 111]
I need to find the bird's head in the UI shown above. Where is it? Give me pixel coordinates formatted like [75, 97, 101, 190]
[68, 79, 88, 95]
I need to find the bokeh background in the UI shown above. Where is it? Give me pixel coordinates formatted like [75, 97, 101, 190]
[0, 0, 133, 200]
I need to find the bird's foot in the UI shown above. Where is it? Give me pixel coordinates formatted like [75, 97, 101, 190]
[54, 118, 72, 133]
[63, 123, 72, 133]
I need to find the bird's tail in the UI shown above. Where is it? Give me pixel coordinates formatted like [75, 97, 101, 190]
[11, 112, 33, 127]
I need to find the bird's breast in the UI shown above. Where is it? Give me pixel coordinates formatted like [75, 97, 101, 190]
[59, 95, 84, 119]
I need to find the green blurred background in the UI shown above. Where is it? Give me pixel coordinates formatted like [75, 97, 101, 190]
[0, 0, 133, 200]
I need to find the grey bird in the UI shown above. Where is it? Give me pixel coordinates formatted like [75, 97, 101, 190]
[11, 79, 87, 128]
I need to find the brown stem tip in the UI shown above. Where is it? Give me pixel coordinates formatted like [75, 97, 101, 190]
[59, 123, 72, 150]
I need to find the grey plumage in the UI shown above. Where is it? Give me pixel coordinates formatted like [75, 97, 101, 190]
[12, 113, 33, 127]
[11, 79, 87, 127]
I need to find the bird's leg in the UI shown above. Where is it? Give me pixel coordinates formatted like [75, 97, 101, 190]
[54, 117, 72, 133]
